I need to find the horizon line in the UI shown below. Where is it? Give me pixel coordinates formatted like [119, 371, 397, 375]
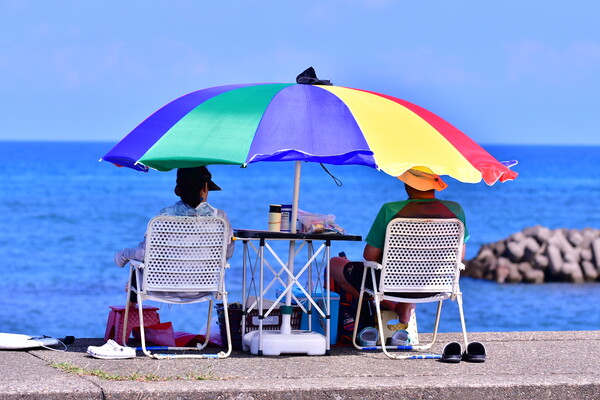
[1, 138, 600, 147]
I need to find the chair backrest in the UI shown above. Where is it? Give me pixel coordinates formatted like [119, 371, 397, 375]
[379, 218, 464, 294]
[142, 215, 229, 294]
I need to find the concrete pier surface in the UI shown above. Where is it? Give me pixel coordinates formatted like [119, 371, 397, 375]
[1, 331, 598, 400]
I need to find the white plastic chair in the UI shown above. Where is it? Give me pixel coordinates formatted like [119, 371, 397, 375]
[352, 218, 468, 359]
[122, 215, 232, 359]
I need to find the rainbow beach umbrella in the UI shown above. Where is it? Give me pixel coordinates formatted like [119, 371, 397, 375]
[102, 68, 518, 231]
[102, 69, 518, 342]
[102, 71, 517, 187]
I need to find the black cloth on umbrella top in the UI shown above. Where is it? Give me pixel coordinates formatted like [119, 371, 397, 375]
[296, 67, 333, 86]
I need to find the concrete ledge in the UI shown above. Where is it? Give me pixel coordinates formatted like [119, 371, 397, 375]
[0, 331, 598, 400]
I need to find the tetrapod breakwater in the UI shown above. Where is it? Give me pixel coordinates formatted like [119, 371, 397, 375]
[465, 225, 600, 283]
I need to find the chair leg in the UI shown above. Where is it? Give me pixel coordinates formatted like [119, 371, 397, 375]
[414, 300, 443, 351]
[137, 298, 155, 358]
[124, 261, 232, 359]
[195, 299, 213, 351]
[378, 298, 444, 360]
[122, 302, 131, 346]
[351, 266, 370, 350]
[373, 297, 429, 359]
[387, 295, 466, 359]
[374, 293, 396, 358]
[382, 299, 444, 353]
[351, 289, 366, 349]
[156, 294, 231, 359]
[143, 294, 232, 360]
[219, 291, 233, 358]
[456, 293, 469, 349]
[122, 266, 134, 346]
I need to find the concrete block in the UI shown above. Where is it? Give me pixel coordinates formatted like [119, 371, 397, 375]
[533, 254, 549, 270]
[562, 262, 584, 283]
[567, 230, 584, 247]
[508, 231, 526, 242]
[491, 240, 507, 257]
[523, 236, 541, 262]
[507, 262, 523, 283]
[522, 267, 545, 284]
[581, 249, 593, 261]
[464, 259, 485, 279]
[546, 244, 563, 276]
[563, 247, 580, 263]
[581, 260, 599, 282]
[591, 237, 600, 271]
[536, 226, 552, 242]
[495, 257, 511, 283]
[507, 241, 525, 262]
[476, 246, 495, 263]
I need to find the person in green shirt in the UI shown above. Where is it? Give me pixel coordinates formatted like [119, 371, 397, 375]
[331, 168, 468, 331]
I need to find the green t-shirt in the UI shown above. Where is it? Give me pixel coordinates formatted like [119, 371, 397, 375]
[365, 199, 469, 249]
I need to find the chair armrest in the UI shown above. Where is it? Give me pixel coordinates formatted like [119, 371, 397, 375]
[130, 259, 145, 270]
[363, 260, 382, 270]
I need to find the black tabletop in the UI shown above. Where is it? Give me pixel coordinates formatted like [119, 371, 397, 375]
[234, 229, 362, 242]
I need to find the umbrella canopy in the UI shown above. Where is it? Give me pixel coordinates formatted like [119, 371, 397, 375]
[102, 82, 517, 185]
[102, 74, 518, 339]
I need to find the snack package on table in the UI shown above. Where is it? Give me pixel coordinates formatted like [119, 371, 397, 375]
[297, 209, 346, 234]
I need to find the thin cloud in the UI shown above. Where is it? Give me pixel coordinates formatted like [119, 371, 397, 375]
[358, 0, 393, 9]
[507, 40, 600, 86]
[378, 48, 485, 87]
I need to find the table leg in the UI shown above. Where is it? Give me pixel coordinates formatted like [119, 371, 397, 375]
[307, 241, 313, 332]
[241, 240, 248, 338]
[258, 238, 265, 355]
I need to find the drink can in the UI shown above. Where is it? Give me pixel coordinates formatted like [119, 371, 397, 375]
[280, 204, 292, 232]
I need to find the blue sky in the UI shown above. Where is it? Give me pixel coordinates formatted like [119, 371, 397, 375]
[1, 0, 599, 145]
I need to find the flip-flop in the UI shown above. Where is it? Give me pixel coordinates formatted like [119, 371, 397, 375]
[61, 336, 75, 345]
[358, 327, 379, 347]
[463, 341, 486, 363]
[440, 342, 462, 363]
[389, 330, 411, 346]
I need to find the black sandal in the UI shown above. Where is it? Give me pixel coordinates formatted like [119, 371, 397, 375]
[441, 342, 462, 363]
[462, 341, 486, 363]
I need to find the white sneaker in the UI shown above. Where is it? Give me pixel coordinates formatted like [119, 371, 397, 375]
[86, 339, 136, 359]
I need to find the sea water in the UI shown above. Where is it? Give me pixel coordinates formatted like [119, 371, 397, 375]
[0, 142, 598, 338]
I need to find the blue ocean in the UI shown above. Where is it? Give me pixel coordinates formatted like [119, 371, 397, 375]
[1, 142, 598, 339]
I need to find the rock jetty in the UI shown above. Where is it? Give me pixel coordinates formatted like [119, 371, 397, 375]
[465, 225, 600, 283]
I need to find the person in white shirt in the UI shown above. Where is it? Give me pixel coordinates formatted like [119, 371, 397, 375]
[114, 166, 234, 304]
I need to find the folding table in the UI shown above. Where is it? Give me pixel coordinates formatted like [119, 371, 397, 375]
[234, 229, 361, 355]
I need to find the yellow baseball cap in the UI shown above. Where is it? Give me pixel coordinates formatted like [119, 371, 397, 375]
[398, 167, 448, 191]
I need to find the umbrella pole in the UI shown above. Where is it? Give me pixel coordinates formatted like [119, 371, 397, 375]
[281, 161, 302, 335]
[290, 161, 301, 235]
